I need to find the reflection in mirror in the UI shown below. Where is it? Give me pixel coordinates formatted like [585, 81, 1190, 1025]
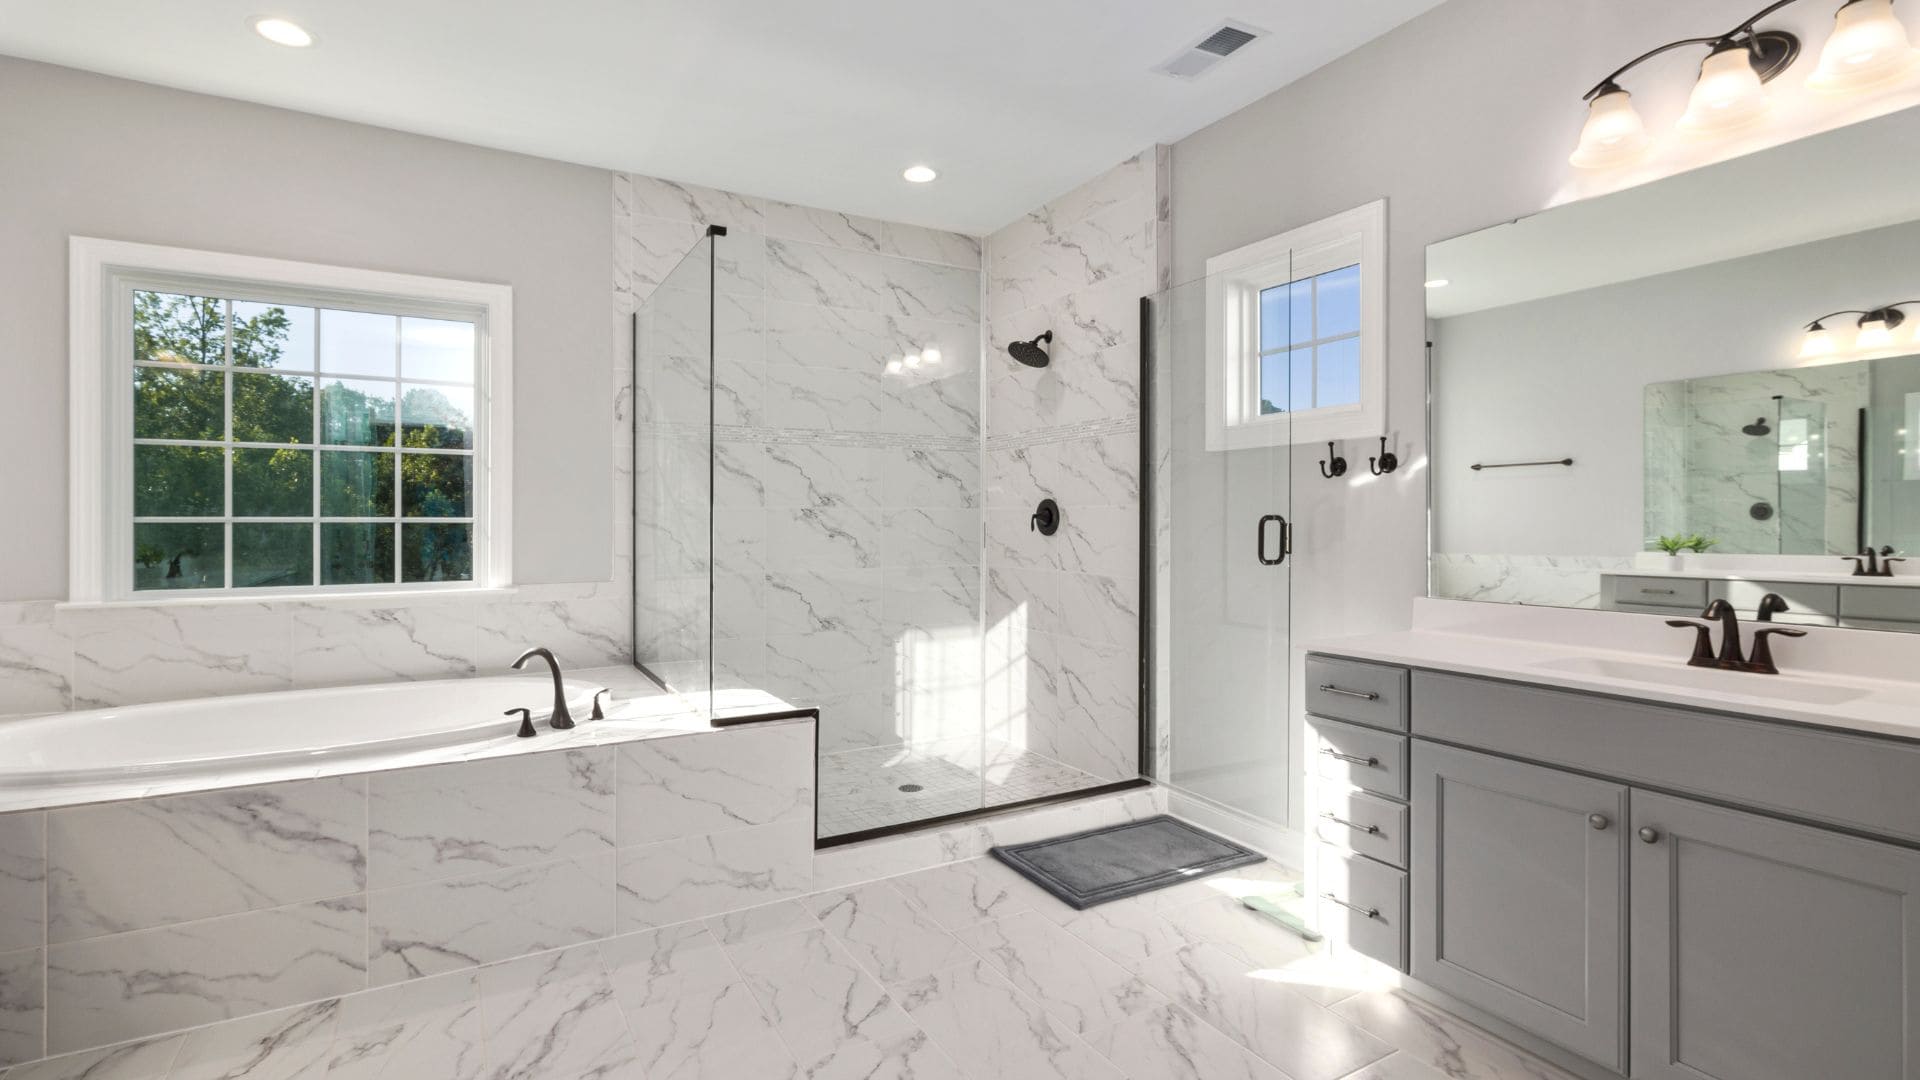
[1429, 105, 1920, 632]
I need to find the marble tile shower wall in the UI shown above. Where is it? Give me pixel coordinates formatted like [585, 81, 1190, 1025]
[616, 173, 987, 753]
[982, 149, 1168, 785]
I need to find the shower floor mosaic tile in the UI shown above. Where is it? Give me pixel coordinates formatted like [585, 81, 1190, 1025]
[0, 856, 1585, 1080]
[817, 738, 1106, 838]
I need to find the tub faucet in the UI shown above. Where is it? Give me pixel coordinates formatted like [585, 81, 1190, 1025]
[510, 647, 576, 730]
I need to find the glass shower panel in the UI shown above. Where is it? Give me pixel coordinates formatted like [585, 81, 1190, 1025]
[1775, 396, 1829, 554]
[1149, 265, 1295, 827]
[632, 232, 716, 716]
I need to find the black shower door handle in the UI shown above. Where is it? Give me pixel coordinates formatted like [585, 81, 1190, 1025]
[1257, 514, 1288, 566]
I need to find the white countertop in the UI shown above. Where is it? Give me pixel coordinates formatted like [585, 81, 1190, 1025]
[1606, 567, 1920, 588]
[1308, 600, 1920, 743]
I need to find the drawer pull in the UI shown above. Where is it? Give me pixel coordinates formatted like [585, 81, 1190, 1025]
[1640, 588, 1677, 595]
[1319, 748, 1380, 767]
[1319, 684, 1381, 701]
[1321, 812, 1381, 835]
[1321, 893, 1381, 920]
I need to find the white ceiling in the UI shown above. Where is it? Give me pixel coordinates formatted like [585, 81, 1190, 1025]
[1427, 105, 1920, 319]
[0, 0, 1443, 234]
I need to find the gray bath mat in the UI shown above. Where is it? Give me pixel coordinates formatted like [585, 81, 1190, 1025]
[990, 815, 1266, 910]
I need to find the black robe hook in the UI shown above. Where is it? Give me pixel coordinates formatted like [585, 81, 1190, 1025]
[1318, 442, 1347, 479]
[1369, 436, 1399, 476]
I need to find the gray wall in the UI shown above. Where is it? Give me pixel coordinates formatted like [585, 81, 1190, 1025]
[1167, 0, 1879, 647]
[0, 57, 613, 599]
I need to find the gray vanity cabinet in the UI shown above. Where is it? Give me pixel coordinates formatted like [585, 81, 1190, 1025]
[1630, 791, 1920, 1080]
[1410, 742, 1627, 1072]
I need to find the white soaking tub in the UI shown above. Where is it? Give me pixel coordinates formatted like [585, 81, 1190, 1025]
[0, 676, 603, 791]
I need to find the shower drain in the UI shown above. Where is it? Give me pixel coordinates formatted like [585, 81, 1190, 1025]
[898, 783, 925, 793]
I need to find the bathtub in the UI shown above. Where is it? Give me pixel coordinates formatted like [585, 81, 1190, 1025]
[0, 675, 604, 790]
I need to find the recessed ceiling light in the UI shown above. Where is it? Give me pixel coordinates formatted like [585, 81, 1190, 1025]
[1424, 278, 1451, 289]
[902, 165, 937, 184]
[254, 17, 314, 47]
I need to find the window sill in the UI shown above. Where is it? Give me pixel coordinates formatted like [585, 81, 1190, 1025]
[56, 586, 519, 614]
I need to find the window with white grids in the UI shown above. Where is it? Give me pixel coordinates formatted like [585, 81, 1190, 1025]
[70, 239, 514, 602]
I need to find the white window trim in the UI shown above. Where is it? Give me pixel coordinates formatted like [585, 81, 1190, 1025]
[1203, 199, 1386, 450]
[68, 236, 514, 603]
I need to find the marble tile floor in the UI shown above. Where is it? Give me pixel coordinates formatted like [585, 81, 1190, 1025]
[0, 854, 1584, 1080]
[817, 738, 1106, 838]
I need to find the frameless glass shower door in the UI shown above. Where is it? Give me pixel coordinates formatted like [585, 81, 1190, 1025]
[632, 230, 718, 716]
[1147, 262, 1296, 828]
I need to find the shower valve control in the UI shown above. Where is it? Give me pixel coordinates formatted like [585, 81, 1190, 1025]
[1031, 498, 1060, 536]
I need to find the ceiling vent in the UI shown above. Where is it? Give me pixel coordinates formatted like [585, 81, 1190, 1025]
[1155, 20, 1267, 80]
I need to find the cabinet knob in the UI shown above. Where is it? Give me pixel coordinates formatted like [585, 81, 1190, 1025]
[1588, 813, 1610, 830]
[1638, 826, 1661, 844]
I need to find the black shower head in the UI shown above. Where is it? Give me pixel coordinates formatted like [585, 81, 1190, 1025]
[1009, 331, 1052, 368]
[1743, 417, 1772, 437]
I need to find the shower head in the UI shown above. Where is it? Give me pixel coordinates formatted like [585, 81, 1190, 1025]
[1743, 417, 1773, 437]
[1009, 331, 1052, 368]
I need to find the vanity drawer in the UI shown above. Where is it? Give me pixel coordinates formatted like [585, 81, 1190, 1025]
[1310, 716, 1409, 801]
[1840, 584, 1920, 625]
[1306, 655, 1409, 731]
[1316, 844, 1407, 971]
[1710, 579, 1838, 623]
[1611, 576, 1707, 609]
[1313, 788, 1409, 868]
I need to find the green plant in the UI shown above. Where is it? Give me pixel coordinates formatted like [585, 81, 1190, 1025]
[1655, 533, 1718, 555]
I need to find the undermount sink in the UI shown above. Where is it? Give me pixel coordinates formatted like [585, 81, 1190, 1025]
[1530, 655, 1873, 706]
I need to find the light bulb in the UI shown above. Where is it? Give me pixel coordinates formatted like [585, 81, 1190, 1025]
[1859, 316, 1894, 349]
[1810, 0, 1920, 91]
[903, 353, 922, 368]
[1678, 44, 1771, 134]
[921, 347, 941, 365]
[902, 165, 937, 183]
[1569, 86, 1650, 168]
[1800, 323, 1838, 358]
[885, 359, 904, 374]
[253, 17, 314, 47]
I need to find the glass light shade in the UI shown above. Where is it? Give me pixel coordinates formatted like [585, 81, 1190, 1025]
[1810, 0, 1920, 91]
[1801, 324, 1839, 358]
[1569, 87, 1650, 168]
[921, 347, 941, 364]
[1678, 46, 1771, 133]
[903, 353, 922, 368]
[885, 359, 903, 374]
[1859, 317, 1895, 349]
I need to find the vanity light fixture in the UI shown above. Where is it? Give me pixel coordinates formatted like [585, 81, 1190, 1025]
[902, 165, 938, 183]
[1571, 0, 1920, 168]
[1800, 301, 1920, 358]
[1809, 0, 1920, 91]
[253, 17, 314, 47]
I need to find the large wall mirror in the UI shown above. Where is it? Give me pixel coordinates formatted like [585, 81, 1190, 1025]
[1428, 105, 1920, 632]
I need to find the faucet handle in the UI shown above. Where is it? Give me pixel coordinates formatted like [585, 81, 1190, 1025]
[1665, 619, 1715, 666]
[1749, 627, 1808, 675]
[1844, 555, 1869, 576]
[1885, 557, 1907, 577]
[590, 688, 610, 722]
[506, 707, 537, 739]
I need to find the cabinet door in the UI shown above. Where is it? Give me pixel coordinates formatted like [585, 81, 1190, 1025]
[1631, 792, 1920, 1080]
[1411, 743, 1627, 1071]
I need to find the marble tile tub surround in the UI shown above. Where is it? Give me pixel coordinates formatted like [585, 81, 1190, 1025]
[0, 584, 632, 721]
[616, 171, 989, 756]
[983, 148, 1169, 786]
[0, 843, 1589, 1080]
[0, 730, 1164, 1071]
